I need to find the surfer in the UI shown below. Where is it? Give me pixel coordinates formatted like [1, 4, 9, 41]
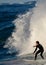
[33, 41, 44, 60]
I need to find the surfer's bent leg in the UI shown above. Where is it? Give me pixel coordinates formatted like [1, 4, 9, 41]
[35, 50, 41, 60]
[40, 51, 44, 59]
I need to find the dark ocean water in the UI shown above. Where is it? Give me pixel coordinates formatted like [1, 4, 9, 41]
[0, 1, 36, 61]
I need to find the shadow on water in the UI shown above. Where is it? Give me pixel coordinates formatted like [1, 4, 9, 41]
[0, 1, 37, 59]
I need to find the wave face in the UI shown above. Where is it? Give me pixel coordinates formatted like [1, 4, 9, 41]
[0, 1, 37, 60]
[4, 0, 46, 56]
[0, 0, 46, 61]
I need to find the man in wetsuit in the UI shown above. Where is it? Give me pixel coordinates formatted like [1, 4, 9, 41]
[33, 41, 44, 60]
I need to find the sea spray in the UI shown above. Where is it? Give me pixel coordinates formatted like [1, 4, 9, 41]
[4, 10, 33, 55]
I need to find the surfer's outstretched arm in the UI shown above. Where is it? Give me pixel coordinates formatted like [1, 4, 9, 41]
[33, 47, 37, 53]
[33, 46, 36, 47]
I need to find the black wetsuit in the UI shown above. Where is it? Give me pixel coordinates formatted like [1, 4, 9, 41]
[34, 44, 44, 60]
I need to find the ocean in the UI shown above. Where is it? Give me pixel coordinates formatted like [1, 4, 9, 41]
[0, 1, 46, 65]
[0, 1, 36, 61]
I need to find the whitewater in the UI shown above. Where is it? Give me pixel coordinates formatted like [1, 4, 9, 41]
[4, 0, 46, 56]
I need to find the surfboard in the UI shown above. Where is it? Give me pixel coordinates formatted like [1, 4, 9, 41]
[23, 59, 46, 64]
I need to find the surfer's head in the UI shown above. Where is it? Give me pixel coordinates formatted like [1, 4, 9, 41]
[36, 41, 39, 45]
